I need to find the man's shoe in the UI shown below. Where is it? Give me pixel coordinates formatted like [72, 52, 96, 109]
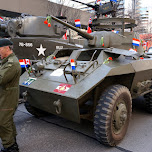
[0, 143, 19, 152]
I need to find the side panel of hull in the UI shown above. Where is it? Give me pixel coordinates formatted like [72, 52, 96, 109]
[12, 37, 81, 59]
[131, 60, 152, 97]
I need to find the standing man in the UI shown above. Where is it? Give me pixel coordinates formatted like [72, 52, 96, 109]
[0, 39, 21, 152]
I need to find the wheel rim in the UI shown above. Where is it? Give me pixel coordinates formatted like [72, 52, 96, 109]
[112, 100, 128, 134]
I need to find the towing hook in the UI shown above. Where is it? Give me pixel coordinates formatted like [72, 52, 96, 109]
[53, 99, 62, 114]
[22, 91, 28, 101]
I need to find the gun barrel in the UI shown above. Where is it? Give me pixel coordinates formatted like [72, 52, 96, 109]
[51, 16, 94, 40]
[71, 0, 95, 8]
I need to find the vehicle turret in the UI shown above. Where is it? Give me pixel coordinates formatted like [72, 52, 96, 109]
[71, 0, 117, 18]
[51, 15, 144, 54]
[0, 15, 67, 38]
[0, 14, 83, 60]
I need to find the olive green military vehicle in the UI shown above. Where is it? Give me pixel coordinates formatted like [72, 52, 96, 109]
[0, 14, 83, 60]
[0, 19, 10, 37]
[20, 16, 152, 147]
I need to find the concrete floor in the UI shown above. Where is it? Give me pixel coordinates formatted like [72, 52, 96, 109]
[1, 96, 152, 152]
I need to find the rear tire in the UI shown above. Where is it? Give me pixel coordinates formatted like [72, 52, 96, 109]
[94, 85, 132, 146]
[144, 92, 152, 113]
[25, 101, 48, 118]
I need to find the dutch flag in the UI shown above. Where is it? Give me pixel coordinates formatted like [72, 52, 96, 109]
[19, 59, 30, 68]
[132, 38, 140, 46]
[112, 30, 119, 34]
[89, 16, 92, 24]
[0, 17, 3, 22]
[70, 59, 76, 70]
[75, 19, 81, 28]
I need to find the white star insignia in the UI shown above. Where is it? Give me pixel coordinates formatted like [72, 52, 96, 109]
[36, 44, 46, 56]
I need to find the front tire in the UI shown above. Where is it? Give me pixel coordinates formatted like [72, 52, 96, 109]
[94, 85, 132, 146]
[144, 92, 152, 113]
[25, 101, 48, 118]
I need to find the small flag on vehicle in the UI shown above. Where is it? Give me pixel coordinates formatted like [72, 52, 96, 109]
[132, 38, 140, 46]
[112, 30, 119, 34]
[19, 59, 27, 68]
[24, 59, 30, 65]
[62, 31, 67, 40]
[87, 17, 92, 34]
[19, 59, 30, 68]
[142, 41, 147, 46]
[0, 17, 3, 22]
[89, 16, 92, 24]
[87, 26, 92, 34]
[75, 19, 81, 28]
[70, 59, 76, 70]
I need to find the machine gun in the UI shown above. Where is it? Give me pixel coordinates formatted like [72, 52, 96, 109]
[71, 0, 117, 18]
